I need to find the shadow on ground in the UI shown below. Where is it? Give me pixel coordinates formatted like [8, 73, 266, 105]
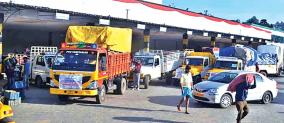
[113, 116, 190, 123]
[148, 95, 220, 108]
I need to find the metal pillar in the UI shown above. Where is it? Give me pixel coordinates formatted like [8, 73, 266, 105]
[232, 39, 237, 46]
[182, 33, 189, 49]
[143, 29, 150, 52]
[211, 37, 216, 47]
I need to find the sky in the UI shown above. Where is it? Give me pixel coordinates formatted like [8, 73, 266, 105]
[163, 0, 284, 24]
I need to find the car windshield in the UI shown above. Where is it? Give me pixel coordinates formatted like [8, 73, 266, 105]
[134, 57, 154, 66]
[52, 50, 97, 71]
[186, 58, 204, 66]
[209, 72, 238, 84]
[214, 60, 238, 70]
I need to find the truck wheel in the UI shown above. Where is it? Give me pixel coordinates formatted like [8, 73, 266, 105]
[260, 71, 268, 77]
[143, 75, 150, 89]
[58, 95, 69, 102]
[35, 76, 43, 88]
[116, 78, 127, 95]
[96, 84, 106, 104]
[0, 117, 14, 123]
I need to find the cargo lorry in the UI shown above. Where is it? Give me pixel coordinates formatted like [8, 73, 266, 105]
[133, 50, 182, 88]
[173, 51, 216, 84]
[49, 26, 132, 104]
[257, 43, 284, 76]
[205, 45, 257, 79]
[30, 46, 59, 87]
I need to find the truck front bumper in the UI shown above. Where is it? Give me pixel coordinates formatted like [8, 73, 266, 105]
[50, 88, 98, 96]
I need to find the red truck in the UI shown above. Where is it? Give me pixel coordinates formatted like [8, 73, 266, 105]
[49, 26, 132, 104]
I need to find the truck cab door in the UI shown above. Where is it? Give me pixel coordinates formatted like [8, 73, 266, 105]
[32, 56, 46, 81]
[201, 58, 210, 78]
[153, 57, 162, 79]
[98, 53, 107, 84]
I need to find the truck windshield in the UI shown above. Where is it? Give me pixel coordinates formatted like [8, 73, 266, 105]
[44, 55, 62, 68]
[134, 57, 154, 66]
[214, 60, 238, 70]
[52, 50, 97, 71]
[186, 58, 204, 66]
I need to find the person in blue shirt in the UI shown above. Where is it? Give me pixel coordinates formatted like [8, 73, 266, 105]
[235, 74, 256, 123]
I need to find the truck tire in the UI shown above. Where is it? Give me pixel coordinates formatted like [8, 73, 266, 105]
[116, 78, 127, 95]
[0, 117, 14, 123]
[260, 71, 268, 77]
[96, 84, 106, 104]
[35, 76, 43, 88]
[143, 75, 150, 89]
[58, 95, 69, 102]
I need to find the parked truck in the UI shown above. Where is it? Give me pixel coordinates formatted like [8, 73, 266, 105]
[49, 26, 132, 104]
[205, 45, 257, 79]
[133, 50, 182, 88]
[30, 46, 58, 87]
[257, 43, 284, 76]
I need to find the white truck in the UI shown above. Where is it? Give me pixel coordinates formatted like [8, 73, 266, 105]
[257, 43, 284, 76]
[133, 50, 182, 88]
[30, 46, 58, 87]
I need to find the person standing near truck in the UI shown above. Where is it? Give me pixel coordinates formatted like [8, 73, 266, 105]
[133, 60, 142, 90]
[3, 54, 17, 89]
[177, 65, 193, 114]
[23, 56, 31, 89]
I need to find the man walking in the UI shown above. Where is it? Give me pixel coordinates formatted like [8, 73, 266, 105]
[234, 74, 256, 123]
[133, 60, 142, 90]
[23, 56, 31, 89]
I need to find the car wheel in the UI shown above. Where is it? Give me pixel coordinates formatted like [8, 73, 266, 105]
[96, 84, 106, 104]
[261, 91, 272, 104]
[260, 71, 267, 77]
[35, 76, 43, 88]
[220, 94, 232, 108]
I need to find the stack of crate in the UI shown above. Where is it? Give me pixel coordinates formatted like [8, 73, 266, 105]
[4, 90, 21, 106]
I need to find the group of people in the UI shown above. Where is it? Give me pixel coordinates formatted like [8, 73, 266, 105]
[3, 53, 31, 100]
[176, 64, 256, 123]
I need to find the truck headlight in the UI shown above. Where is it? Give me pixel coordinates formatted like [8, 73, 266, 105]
[88, 81, 98, 89]
[208, 88, 219, 94]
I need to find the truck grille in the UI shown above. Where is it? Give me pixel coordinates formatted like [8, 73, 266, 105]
[54, 75, 91, 84]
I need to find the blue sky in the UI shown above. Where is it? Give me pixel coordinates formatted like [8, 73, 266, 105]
[162, 0, 284, 24]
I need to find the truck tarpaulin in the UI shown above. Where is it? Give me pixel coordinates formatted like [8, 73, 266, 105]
[219, 46, 258, 66]
[65, 26, 132, 53]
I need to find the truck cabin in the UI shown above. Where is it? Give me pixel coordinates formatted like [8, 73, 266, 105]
[185, 56, 209, 67]
[52, 43, 107, 72]
[133, 55, 160, 67]
[214, 57, 243, 70]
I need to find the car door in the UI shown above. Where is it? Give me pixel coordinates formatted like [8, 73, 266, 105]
[247, 74, 265, 100]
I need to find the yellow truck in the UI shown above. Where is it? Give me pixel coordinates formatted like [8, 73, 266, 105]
[173, 51, 215, 84]
[49, 26, 132, 104]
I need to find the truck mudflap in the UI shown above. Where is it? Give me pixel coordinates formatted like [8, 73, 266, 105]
[50, 88, 98, 96]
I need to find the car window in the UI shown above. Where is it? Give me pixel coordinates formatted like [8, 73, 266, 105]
[36, 56, 45, 66]
[255, 74, 263, 83]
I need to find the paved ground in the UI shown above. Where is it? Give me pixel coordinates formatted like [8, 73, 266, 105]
[7, 76, 284, 123]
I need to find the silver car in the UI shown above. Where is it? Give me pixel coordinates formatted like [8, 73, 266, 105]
[192, 70, 278, 108]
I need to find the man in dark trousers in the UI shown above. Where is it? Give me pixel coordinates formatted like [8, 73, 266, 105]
[133, 60, 142, 90]
[235, 74, 256, 123]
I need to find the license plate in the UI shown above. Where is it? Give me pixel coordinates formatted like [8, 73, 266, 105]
[59, 74, 83, 90]
[193, 91, 204, 97]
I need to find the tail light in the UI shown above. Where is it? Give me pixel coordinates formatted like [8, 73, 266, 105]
[61, 42, 67, 48]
